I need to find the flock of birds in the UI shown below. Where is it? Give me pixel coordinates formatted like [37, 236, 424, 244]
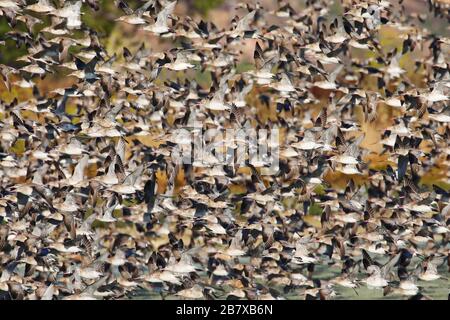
[0, 0, 449, 300]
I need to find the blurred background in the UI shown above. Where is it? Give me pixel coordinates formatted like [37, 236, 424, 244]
[0, 0, 449, 67]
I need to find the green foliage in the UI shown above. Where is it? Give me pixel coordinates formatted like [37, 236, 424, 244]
[308, 203, 323, 216]
[195, 69, 212, 88]
[313, 184, 326, 196]
[82, 0, 119, 38]
[0, 18, 27, 65]
[194, 0, 224, 15]
[236, 61, 254, 73]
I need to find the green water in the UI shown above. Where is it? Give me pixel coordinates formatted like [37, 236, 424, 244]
[130, 258, 450, 300]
